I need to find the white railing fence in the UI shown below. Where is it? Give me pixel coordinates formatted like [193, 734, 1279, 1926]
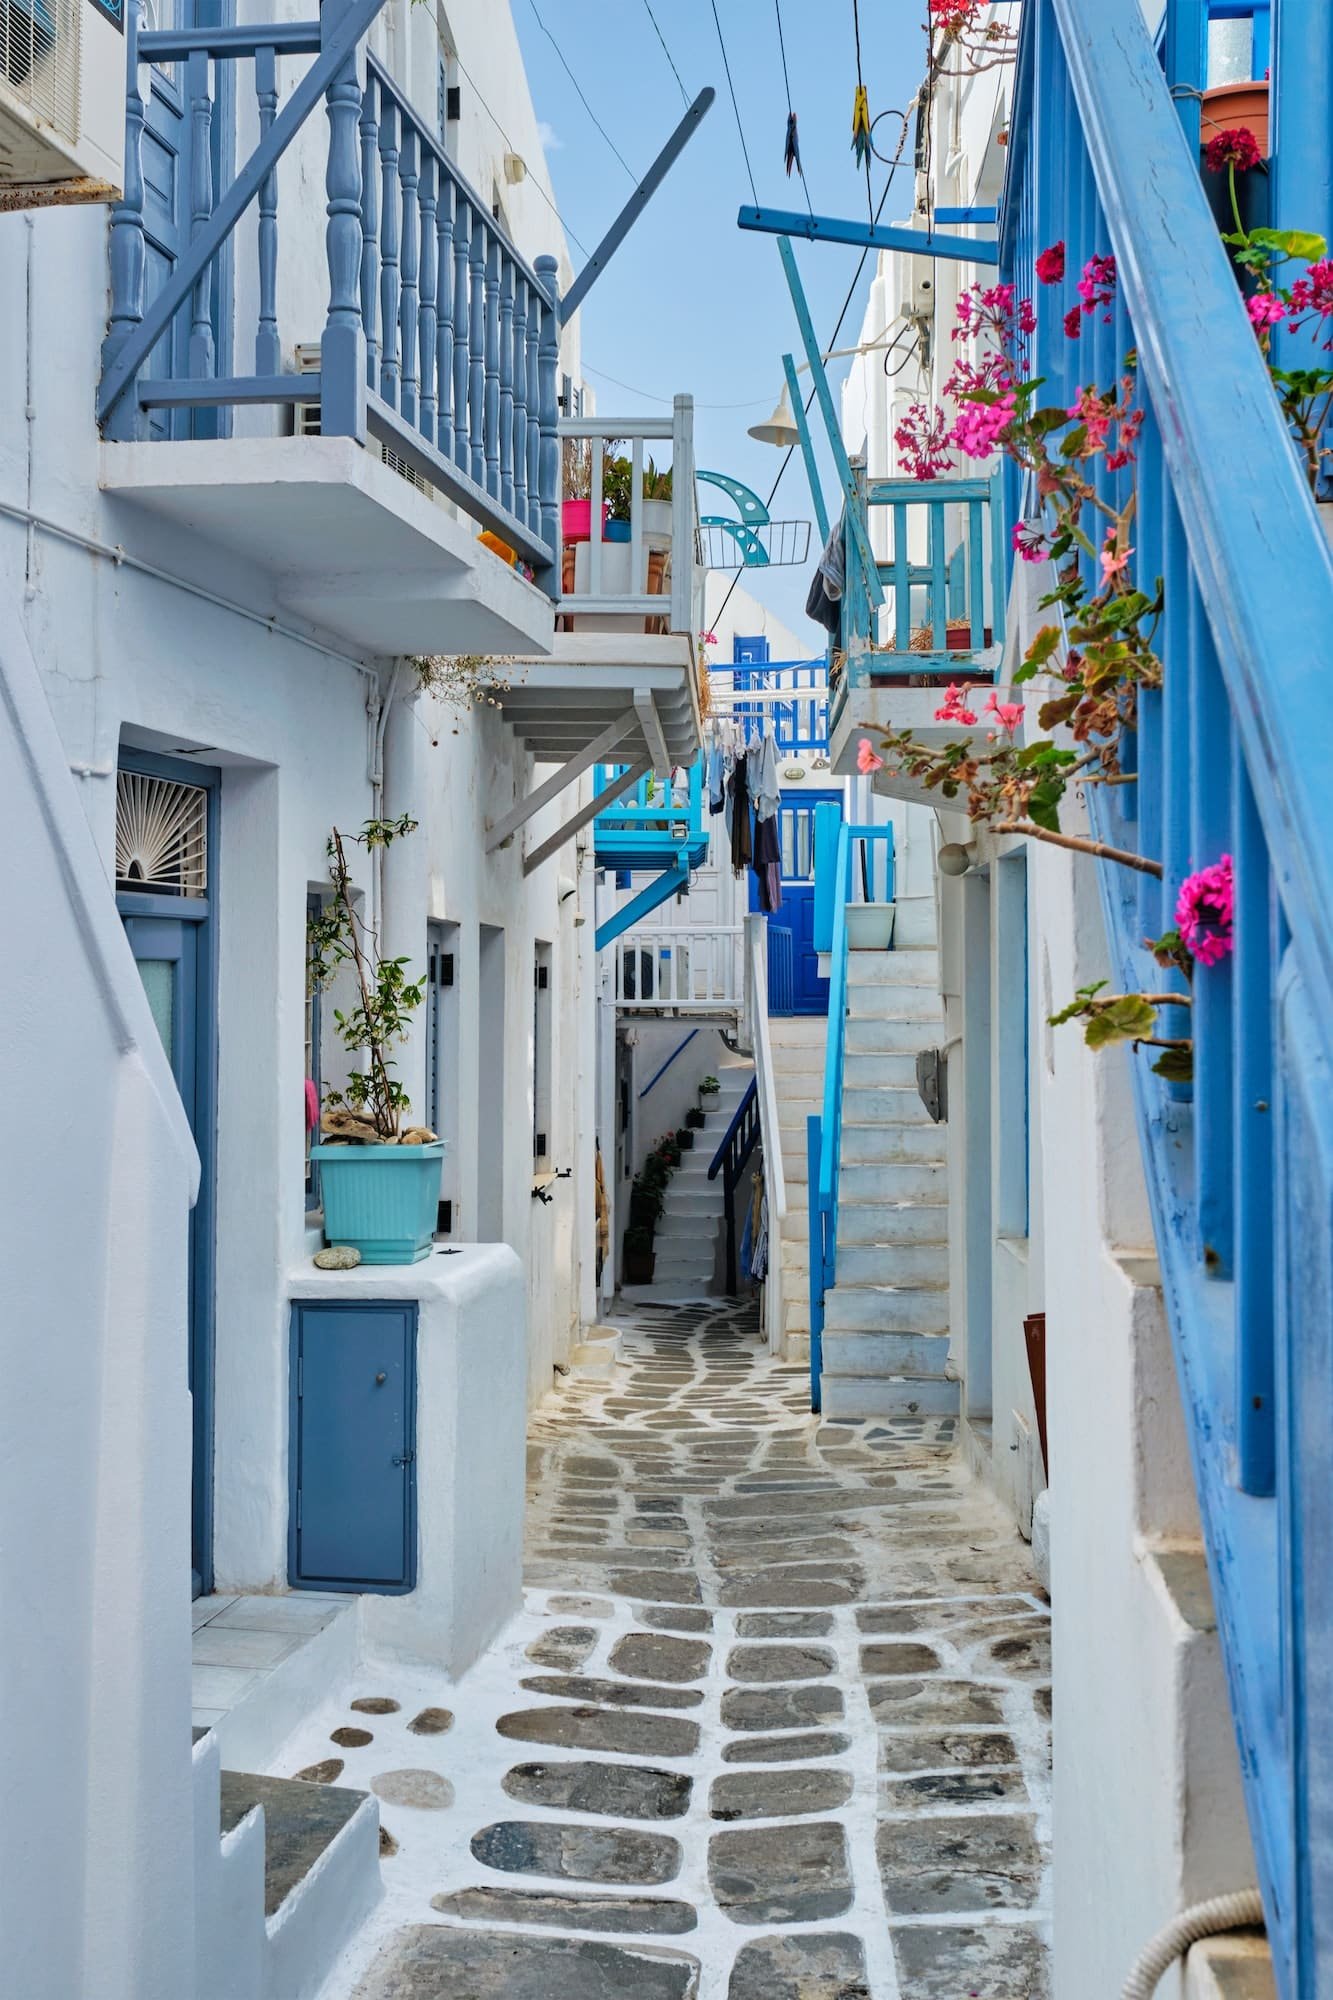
[744, 912, 787, 1353]
[612, 925, 743, 1012]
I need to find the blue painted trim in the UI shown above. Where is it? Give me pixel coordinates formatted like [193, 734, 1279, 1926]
[595, 855, 691, 952]
[707, 1079, 758, 1182]
[559, 89, 715, 322]
[783, 351, 830, 544]
[638, 1028, 700, 1100]
[696, 470, 770, 526]
[935, 205, 998, 224]
[807, 1114, 823, 1412]
[117, 746, 219, 1598]
[288, 1300, 418, 1594]
[740, 205, 999, 265]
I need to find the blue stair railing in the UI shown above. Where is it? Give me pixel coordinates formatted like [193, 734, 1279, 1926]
[593, 759, 707, 953]
[707, 1079, 760, 1295]
[1004, 2, 1333, 1988]
[833, 465, 1007, 736]
[98, 0, 560, 585]
[729, 660, 830, 754]
[807, 810, 896, 1411]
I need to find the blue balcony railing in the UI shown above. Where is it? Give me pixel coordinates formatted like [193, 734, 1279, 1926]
[98, 0, 560, 584]
[834, 466, 1006, 729]
[1004, 2, 1333, 1989]
[593, 759, 704, 870]
[726, 662, 829, 753]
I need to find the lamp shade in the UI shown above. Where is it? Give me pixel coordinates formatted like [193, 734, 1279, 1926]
[748, 384, 800, 448]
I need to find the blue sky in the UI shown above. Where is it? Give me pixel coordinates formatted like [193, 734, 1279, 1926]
[511, 0, 930, 642]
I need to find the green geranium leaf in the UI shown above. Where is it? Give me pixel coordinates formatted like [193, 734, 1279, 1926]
[1151, 1046, 1195, 1083]
[1024, 624, 1062, 670]
[1084, 996, 1159, 1048]
[1250, 226, 1329, 261]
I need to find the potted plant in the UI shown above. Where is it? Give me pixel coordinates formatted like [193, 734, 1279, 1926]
[653, 1131, 683, 1171]
[699, 1075, 721, 1108]
[602, 453, 635, 544]
[1201, 78, 1269, 160]
[561, 436, 607, 548]
[629, 1174, 665, 1230]
[307, 816, 444, 1264]
[641, 458, 674, 546]
[623, 1222, 656, 1285]
[685, 1107, 706, 1130]
[676, 1125, 695, 1151]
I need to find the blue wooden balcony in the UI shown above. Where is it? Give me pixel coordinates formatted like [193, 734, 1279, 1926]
[592, 759, 708, 952]
[95, 0, 564, 658]
[1003, 1, 1333, 1988]
[828, 468, 1007, 800]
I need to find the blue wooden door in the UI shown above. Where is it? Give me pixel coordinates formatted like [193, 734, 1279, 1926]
[140, 0, 232, 439]
[290, 1303, 417, 1593]
[752, 791, 843, 1014]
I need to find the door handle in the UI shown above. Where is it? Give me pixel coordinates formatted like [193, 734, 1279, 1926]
[392, 1451, 416, 1467]
[375, 1372, 387, 1386]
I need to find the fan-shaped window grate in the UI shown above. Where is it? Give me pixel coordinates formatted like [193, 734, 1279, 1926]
[116, 770, 208, 897]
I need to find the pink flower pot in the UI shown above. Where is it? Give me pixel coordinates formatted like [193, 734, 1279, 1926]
[562, 498, 610, 544]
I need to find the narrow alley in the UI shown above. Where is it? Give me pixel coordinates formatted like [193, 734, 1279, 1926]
[287, 1302, 1051, 1999]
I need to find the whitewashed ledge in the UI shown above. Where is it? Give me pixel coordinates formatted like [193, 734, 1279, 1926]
[288, 1245, 526, 1676]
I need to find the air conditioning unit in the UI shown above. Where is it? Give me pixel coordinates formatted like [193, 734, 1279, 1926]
[292, 341, 438, 498]
[894, 244, 936, 325]
[0, 0, 125, 205]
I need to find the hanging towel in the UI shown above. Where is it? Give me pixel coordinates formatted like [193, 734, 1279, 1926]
[752, 809, 783, 912]
[708, 741, 726, 815]
[805, 510, 846, 634]
[729, 755, 753, 874]
[752, 731, 781, 823]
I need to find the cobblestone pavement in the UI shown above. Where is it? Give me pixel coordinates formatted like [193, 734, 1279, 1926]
[301, 1300, 1052, 2000]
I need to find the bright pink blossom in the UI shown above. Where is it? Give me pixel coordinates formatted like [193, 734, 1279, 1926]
[1035, 241, 1066, 285]
[1064, 306, 1083, 341]
[1099, 536, 1134, 582]
[305, 1078, 320, 1133]
[856, 738, 884, 775]
[1247, 293, 1287, 330]
[1204, 126, 1261, 174]
[1176, 855, 1235, 965]
[1012, 520, 1051, 564]
[1077, 253, 1117, 324]
[1069, 384, 1113, 449]
[895, 402, 954, 481]
[985, 691, 1023, 734]
[929, 0, 983, 29]
[951, 392, 1016, 460]
[934, 684, 979, 726]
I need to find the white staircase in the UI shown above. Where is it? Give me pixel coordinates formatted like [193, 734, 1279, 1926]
[767, 1015, 828, 1363]
[819, 909, 956, 1418]
[647, 1058, 754, 1295]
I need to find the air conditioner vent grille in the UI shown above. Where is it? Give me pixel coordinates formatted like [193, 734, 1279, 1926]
[0, 0, 79, 146]
[116, 770, 208, 897]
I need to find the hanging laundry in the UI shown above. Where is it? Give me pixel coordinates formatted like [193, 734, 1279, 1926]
[805, 509, 846, 634]
[751, 1183, 769, 1283]
[784, 111, 802, 179]
[749, 730, 781, 824]
[851, 84, 871, 167]
[707, 739, 726, 815]
[752, 809, 782, 913]
[729, 753, 753, 874]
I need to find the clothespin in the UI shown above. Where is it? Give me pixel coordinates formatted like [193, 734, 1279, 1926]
[851, 84, 871, 166]
[784, 110, 801, 179]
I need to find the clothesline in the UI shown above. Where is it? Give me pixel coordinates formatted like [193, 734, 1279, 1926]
[704, 721, 784, 912]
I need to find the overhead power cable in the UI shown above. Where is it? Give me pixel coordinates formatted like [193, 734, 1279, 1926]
[709, 0, 760, 206]
[446, 38, 592, 255]
[640, 0, 690, 106]
[523, 0, 640, 183]
[773, 0, 814, 219]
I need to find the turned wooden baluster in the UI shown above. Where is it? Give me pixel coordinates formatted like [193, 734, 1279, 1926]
[536, 254, 560, 555]
[418, 151, 438, 443]
[499, 260, 515, 516]
[511, 274, 528, 524]
[435, 176, 454, 455]
[378, 97, 400, 407]
[321, 0, 366, 438]
[468, 218, 486, 486]
[452, 200, 470, 469]
[484, 234, 501, 499]
[398, 120, 419, 428]
[255, 45, 280, 376]
[359, 79, 380, 391]
[525, 272, 541, 535]
[186, 51, 215, 381]
[103, 0, 147, 438]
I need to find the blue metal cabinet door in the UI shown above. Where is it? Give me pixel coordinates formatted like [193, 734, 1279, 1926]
[751, 792, 843, 1013]
[291, 1303, 417, 1592]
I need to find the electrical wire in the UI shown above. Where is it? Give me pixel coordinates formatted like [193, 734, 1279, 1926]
[851, 0, 874, 222]
[523, 0, 639, 183]
[582, 361, 770, 410]
[711, 107, 914, 635]
[445, 39, 592, 256]
[773, 0, 814, 220]
[709, 0, 760, 207]
[640, 0, 690, 107]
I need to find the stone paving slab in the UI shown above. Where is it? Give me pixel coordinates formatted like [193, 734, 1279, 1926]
[281, 1301, 1051, 2000]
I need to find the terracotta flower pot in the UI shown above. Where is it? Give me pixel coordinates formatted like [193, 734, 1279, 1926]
[1201, 79, 1269, 159]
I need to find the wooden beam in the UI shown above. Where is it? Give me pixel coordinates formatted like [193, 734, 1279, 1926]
[783, 350, 829, 545]
[485, 706, 638, 851]
[560, 91, 715, 322]
[523, 756, 651, 877]
[739, 205, 999, 265]
[634, 688, 671, 778]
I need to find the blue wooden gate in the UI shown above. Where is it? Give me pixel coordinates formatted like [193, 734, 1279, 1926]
[752, 791, 843, 1013]
[289, 1301, 417, 1593]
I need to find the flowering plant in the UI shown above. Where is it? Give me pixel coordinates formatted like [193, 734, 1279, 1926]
[1176, 855, 1235, 965]
[926, 0, 1016, 73]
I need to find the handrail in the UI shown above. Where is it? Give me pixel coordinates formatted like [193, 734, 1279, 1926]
[745, 916, 787, 1228]
[558, 401, 696, 633]
[1004, 2, 1333, 1987]
[708, 1078, 760, 1295]
[808, 814, 896, 1410]
[840, 462, 1006, 684]
[612, 926, 743, 1012]
[637, 1029, 699, 1100]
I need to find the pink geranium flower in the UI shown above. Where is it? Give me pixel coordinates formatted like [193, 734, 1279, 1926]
[985, 691, 1023, 734]
[1204, 126, 1261, 173]
[1100, 532, 1134, 582]
[1063, 306, 1083, 340]
[1035, 241, 1066, 285]
[1012, 521, 1051, 564]
[1176, 855, 1235, 965]
[1246, 293, 1286, 330]
[857, 738, 885, 774]
[934, 684, 979, 726]
[951, 392, 1017, 460]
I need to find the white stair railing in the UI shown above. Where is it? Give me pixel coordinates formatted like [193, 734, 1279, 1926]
[612, 925, 743, 1011]
[744, 912, 787, 1352]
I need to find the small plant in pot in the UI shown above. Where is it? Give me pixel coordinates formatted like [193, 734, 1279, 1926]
[699, 1075, 721, 1109]
[676, 1125, 695, 1151]
[623, 1222, 656, 1286]
[685, 1107, 706, 1130]
[307, 816, 444, 1264]
[653, 1131, 684, 1172]
[629, 1172, 665, 1231]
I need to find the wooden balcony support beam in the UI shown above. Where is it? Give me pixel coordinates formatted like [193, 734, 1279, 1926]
[485, 705, 638, 852]
[523, 754, 650, 877]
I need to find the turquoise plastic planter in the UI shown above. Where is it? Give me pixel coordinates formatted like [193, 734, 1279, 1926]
[310, 1141, 446, 1264]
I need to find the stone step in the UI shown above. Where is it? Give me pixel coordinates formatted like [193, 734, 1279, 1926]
[822, 1282, 950, 1333]
[819, 1370, 961, 1420]
[888, 896, 938, 950]
[847, 948, 940, 987]
[767, 1017, 829, 1048]
[820, 1328, 952, 1377]
[846, 982, 944, 1022]
[839, 1124, 946, 1166]
[843, 1051, 919, 1088]
[836, 1239, 949, 1286]
[846, 1015, 944, 1054]
[218, 1769, 380, 2000]
[843, 1084, 933, 1125]
[840, 1160, 948, 1203]
[664, 1186, 724, 1212]
[656, 1212, 719, 1240]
